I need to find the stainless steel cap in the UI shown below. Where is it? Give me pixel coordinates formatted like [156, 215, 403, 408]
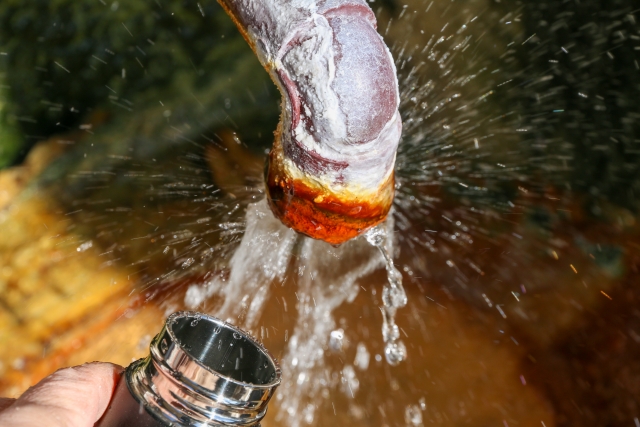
[127, 311, 281, 426]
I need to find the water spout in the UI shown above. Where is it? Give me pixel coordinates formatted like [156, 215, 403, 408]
[217, 0, 402, 244]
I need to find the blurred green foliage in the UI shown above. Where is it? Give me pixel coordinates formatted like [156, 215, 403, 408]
[0, 0, 280, 165]
[517, 0, 640, 211]
[0, 83, 23, 168]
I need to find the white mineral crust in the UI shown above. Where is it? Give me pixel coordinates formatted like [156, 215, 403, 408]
[222, 0, 401, 193]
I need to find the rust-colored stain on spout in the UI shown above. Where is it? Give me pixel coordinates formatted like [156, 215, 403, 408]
[265, 139, 395, 245]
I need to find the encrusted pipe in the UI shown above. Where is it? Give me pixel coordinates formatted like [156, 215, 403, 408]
[219, 0, 402, 244]
[95, 312, 281, 427]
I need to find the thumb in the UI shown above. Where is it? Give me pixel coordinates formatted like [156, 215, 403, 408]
[0, 362, 122, 427]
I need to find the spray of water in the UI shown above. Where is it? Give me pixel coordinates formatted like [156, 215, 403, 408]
[32, 4, 571, 424]
[184, 199, 297, 328]
[274, 232, 382, 427]
[180, 198, 386, 426]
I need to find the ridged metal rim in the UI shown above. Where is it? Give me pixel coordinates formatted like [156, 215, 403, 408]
[126, 311, 281, 427]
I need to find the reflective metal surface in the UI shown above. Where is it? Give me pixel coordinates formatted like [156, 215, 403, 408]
[127, 311, 281, 426]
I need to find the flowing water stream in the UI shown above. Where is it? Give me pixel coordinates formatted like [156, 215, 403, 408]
[365, 223, 408, 366]
[180, 199, 396, 425]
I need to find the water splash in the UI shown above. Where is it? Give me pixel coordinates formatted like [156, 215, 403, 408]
[405, 403, 424, 426]
[182, 197, 391, 426]
[353, 342, 370, 371]
[275, 234, 382, 427]
[184, 199, 297, 329]
[364, 223, 408, 366]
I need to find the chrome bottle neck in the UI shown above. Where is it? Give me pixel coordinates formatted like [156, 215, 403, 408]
[127, 311, 281, 427]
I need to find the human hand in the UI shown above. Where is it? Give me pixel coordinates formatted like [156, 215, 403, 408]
[0, 362, 121, 427]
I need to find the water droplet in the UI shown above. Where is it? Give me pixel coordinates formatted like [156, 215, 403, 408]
[366, 225, 409, 366]
[382, 322, 400, 343]
[364, 226, 385, 247]
[405, 404, 424, 426]
[354, 342, 370, 371]
[384, 340, 407, 366]
[233, 332, 242, 340]
[302, 403, 315, 424]
[329, 329, 345, 352]
[297, 372, 306, 385]
[382, 280, 407, 308]
[340, 365, 360, 397]
[190, 316, 200, 327]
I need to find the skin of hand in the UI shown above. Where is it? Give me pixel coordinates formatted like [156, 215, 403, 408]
[0, 362, 121, 427]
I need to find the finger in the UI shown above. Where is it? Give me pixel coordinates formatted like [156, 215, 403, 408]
[0, 362, 122, 427]
[0, 398, 15, 412]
